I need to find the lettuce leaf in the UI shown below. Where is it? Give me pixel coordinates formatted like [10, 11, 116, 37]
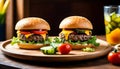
[68, 36, 100, 46]
[11, 37, 20, 45]
[53, 37, 64, 43]
[87, 36, 100, 46]
[44, 38, 51, 45]
[11, 37, 51, 45]
[11, 36, 100, 47]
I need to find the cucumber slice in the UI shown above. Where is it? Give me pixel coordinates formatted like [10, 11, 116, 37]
[51, 43, 61, 52]
[40, 46, 56, 55]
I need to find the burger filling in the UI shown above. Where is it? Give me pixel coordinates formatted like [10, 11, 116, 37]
[58, 29, 100, 46]
[59, 29, 92, 42]
[18, 30, 48, 43]
[19, 34, 45, 43]
[11, 30, 51, 45]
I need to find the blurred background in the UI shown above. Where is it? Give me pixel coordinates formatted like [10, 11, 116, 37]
[5, 0, 120, 40]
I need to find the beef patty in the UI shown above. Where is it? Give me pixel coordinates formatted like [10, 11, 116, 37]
[19, 34, 45, 42]
[59, 33, 91, 42]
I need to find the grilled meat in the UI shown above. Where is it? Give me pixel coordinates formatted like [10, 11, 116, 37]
[59, 33, 92, 42]
[19, 34, 46, 42]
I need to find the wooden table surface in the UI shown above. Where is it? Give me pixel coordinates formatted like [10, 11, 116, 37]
[0, 35, 120, 69]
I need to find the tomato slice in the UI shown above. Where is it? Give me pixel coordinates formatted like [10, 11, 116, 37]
[20, 30, 47, 35]
[20, 31, 31, 34]
[32, 31, 47, 34]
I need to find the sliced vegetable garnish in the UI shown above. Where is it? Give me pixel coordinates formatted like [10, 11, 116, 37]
[40, 46, 56, 55]
[32, 31, 47, 34]
[82, 47, 95, 52]
[20, 31, 31, 34]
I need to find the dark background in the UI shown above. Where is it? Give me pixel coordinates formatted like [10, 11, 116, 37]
[14, 0, 120, 36]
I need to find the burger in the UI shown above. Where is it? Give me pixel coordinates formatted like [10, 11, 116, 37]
[11, 17, 50, 49]
[59, 16, 99, 49]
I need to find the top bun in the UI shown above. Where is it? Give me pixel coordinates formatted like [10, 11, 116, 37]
[15, 17, 50, 30]
[59, 16, 93, 29]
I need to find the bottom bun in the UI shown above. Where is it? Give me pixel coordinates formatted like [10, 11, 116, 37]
[18, 43, 46, 50]
[71, 44, 94, 50]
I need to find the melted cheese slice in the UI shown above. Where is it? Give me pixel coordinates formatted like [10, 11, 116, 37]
[25, 34, 33, 38]
[17, 31, 32, 38]
[23, 33, 46, 40]
[17, 31, 47, 40]
[61, 29, 91, 40]
[61, 29, 73, 40]
[40, 34, 46, 40]
[85, 30, 90, 35]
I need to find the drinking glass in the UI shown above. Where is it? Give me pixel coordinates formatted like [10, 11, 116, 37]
[104, 5, 120, 45]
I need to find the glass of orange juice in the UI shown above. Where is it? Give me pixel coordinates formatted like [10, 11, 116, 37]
[104, 5, 120, 45]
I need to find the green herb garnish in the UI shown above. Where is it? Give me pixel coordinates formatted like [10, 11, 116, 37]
[87, 36, 100, 46]
[53, 37, 64, 43]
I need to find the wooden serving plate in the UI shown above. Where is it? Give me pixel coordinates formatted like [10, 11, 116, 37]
[0, 39, 112, 62]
